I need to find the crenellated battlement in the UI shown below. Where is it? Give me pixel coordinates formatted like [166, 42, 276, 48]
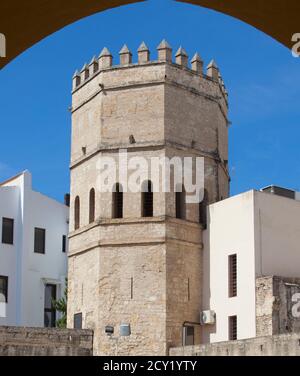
[72, 40, 228, 103]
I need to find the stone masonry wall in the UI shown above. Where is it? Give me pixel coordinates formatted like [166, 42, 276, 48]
[0, 327, 93, 356]
[256, 276, 300, 336]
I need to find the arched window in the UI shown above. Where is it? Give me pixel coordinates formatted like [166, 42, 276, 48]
[74, 196, 80, 230]
[112, 183, 123, 219]
[142, 180, 153, 217]
[176, 184, 186, 220]
[89, 188, 95, 223]
[199, 189, 208, 229]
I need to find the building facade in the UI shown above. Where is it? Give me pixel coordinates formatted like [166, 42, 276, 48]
[202, 189, 300, 343]
[67, 41, 229, 355]
[0, 171, 68, 328]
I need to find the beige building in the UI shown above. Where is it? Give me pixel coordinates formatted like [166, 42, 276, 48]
[67, 40, 229, 355]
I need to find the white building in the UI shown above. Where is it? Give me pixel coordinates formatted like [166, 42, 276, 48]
[0, 171, 69, 328]
[202, 187, 300, 344]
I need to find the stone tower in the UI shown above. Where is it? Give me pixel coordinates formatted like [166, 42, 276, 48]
[67, 40, 229, 356]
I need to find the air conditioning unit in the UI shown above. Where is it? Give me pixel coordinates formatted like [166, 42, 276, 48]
[200, 310, 216, 325]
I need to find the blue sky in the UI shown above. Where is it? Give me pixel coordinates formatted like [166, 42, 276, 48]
[0, 0, 299, 202]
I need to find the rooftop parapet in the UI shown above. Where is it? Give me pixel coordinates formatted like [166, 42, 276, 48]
[72, 40, 228, 103]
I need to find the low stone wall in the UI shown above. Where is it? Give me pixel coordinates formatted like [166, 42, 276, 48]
[170, 333, 300, 356]
[0, 326, 93, 356]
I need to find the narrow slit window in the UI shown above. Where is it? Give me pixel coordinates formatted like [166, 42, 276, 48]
[89, 188, 95, 223]
[175, 184, 186, 220]
[74, 196, 80, 230]
[142, 181, 153, 217]
[229, 254, 237, 298]
[62, 235, 67, 253]
[229, 315, 237, 341]
[113, 183, 123, 219]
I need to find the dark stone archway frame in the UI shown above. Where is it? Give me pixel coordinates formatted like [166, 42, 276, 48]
[0, 0, 299, 69]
